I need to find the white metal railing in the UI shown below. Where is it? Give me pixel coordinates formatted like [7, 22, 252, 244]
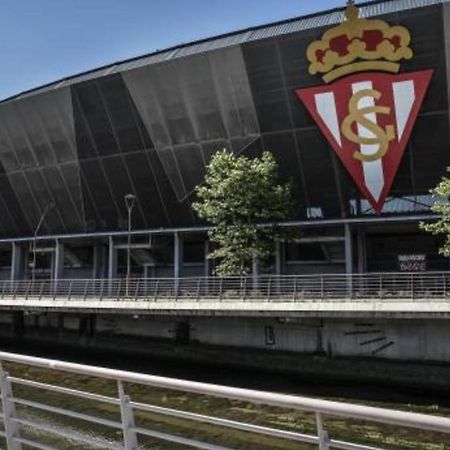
[1, 272, 450, 303]
[0, 351, 449, 449]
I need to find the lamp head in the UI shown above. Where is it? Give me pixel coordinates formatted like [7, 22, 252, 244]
[124, 193, 137, 210]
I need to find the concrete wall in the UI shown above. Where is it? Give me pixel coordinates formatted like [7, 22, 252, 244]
[90, 315, 450, 364]
[3, 312, 450, 365]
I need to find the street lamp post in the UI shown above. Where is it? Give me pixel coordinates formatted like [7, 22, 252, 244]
[124, 194, 136, 296]
[31, 203, 54, 284]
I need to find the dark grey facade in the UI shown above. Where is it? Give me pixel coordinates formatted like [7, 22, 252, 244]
[0, 0, 449, 279]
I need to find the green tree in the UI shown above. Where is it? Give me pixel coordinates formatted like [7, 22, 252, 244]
[420, 168, 450, 256]
[192, 149, 293, 276]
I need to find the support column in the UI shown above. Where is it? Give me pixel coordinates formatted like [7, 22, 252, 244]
[275, 241, 282, 293]
[356, 228, 367, 274]
[108, 236, 117, 279]
[11, 243, 25, 281]
[275, 241, 282, 276]
[344, 223, 353, 298]
[174, 232, 183, 279]
[344, 223, 353, 274]
[204, 240, 210, 277]
[53, 240, 64, 280]
[93, 244, 107, 279]
[252, 253, 258, 290]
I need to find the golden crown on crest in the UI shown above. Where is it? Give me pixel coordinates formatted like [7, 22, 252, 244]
[307, 2, 413, 83]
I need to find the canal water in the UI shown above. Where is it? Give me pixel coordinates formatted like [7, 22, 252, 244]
[0, 340, 449, 449]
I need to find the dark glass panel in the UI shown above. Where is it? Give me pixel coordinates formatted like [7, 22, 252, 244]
[79, 159, 119, 229]
[242, 41, 284, 93]
[410, 113, 450, 192]
[123, 152, 170, 227]
[7, 171, 41, 230]
[296, 128, 341, 218]
[101, 155, 146, 228]
[97, 75, 154, 153]
[394, 5, 447, 113]
[262, 132, 306, 215]
[0, 174, 30, 235]
[24, 169, 66, 233]
[73, 81, 120, 157]
[145, 150, 195, 226]
[41, 165, 83, 231]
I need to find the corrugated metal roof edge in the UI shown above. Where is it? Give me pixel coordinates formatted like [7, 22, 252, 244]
[0, 0, 446, 104]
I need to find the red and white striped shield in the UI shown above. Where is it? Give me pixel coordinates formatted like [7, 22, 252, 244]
[296, 69, 433, 214]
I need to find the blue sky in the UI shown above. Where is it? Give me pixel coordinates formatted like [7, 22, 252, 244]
[0, 0, 345, 100]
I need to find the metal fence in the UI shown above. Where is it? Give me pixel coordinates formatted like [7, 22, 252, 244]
[0, 351, 449, 449]
[1, 272, 450, 303]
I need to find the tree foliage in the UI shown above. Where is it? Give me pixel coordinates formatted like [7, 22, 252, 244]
[192, 149, 293, 276]
[420, 168, 450, 256]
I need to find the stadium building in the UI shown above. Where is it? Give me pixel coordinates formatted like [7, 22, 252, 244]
[0, 0, 448, 281]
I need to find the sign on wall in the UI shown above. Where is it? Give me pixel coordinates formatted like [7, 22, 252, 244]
[296, 4, 432, 214]
[398, 254, 427, 272]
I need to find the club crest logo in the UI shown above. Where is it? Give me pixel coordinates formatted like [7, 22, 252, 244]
[296, 3, 433, 214]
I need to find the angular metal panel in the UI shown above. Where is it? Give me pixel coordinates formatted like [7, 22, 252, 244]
[123, 45, 260, 202]
[0, 87, 83, 235]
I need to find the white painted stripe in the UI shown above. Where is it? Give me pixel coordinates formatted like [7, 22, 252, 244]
[393, 80, 415, 140]
[315, 92, 341, 146]
[351, 81, 385, 203]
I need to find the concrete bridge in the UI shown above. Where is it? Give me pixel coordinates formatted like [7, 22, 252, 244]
[0, 272, 449, 318]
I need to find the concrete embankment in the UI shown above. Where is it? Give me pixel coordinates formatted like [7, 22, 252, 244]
[1, 310, 450, 391]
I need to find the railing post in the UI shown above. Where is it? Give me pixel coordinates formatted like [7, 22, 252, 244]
[174, 278, 179, 302]
[293, 277, 298, 302]
[242, 277, 247, 302]
[316, 412, 330, 450]
[321, 275, 324, 300]
[411, 273, 414, 301]
[67, 279, 73, 301]
[219, 277, 223, 302]
[134, 279, 140, 301]
[38, 281, 45, 301]
[24, 280, 32, 300]
[83, 279, 90, 301]
[443, 273, 446, 297]
[196, 278, 201, 302]
[267, 276, 272, 302]
[0, 363, 22, 450]
[153, 280, 159, 302]
[116, 279, 122, 301]
[117, 380, 138, 450]
[99, 279, 104, 301]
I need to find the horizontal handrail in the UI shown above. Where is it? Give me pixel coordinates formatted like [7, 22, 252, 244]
[0, 351, 448, 449]
[0, 271, 449, 303]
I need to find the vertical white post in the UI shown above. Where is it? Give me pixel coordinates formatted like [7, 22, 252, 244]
[117, 380, 138, 450]
[54, 240, 64, 281]
[316, 412, 330, 450]
[0, 363, 21, 450]
[108, 236, 117, 280]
